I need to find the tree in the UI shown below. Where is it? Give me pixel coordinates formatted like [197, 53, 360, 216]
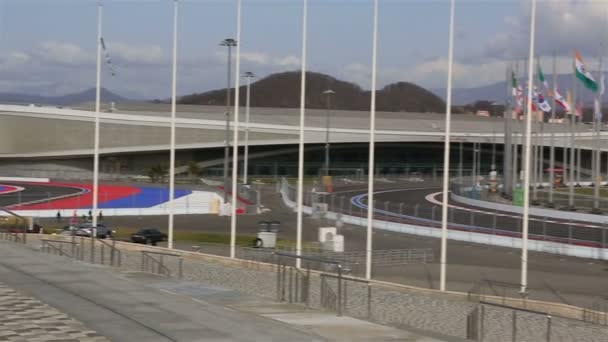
[147, 164, 168, 183]
[187, 161, 202, 183]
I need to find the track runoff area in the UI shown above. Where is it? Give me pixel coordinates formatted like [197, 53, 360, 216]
[0, 181, 218, 218]
[340, 182, 605, 248]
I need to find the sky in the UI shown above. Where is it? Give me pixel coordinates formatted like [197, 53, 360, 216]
[0, 0, 606, 99]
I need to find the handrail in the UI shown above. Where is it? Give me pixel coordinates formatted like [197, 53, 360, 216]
[140, 250, 183, 278]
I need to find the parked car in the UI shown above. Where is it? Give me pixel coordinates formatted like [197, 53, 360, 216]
[131, 228, 167, 245]
[74, 224, 114, 239]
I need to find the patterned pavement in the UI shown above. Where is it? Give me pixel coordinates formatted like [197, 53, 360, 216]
[0, 282, 108, 342]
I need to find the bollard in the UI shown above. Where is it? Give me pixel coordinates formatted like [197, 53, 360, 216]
[178, 257, 183, 279]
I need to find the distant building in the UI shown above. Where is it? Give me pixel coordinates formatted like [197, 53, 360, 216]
[476, 110, 490, 117]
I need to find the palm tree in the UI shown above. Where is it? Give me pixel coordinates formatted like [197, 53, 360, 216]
[187, 161, 202, 183]
[147, 164, 168, 183]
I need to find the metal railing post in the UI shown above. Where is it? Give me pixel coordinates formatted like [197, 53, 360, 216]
[305, 263, 311, 308]
[546, 315, 552, 342]
[337, 265, 343, 317]
[90, 237, 95, 263]
[470, 210, 475, 227]
[141, 252, 145, 272]
[512, 310, 517, 342]
[367, 283, 372, 320]
[276, 260, 281, 301]
[288, 266, 293, 303]
[568, 220, 573, 244]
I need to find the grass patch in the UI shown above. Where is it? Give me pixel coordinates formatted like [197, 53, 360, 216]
[555, 187, 608, 198]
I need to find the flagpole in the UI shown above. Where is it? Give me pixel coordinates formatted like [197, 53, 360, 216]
[230, 0, 242, 259]
[548, 52, 556, 206]
[520, 0, 536, 296]
[439, 0, 455, 292]
[593, 55, 603, 213]
[365, 0, 379, 281]
[167, 0, 178, 249]
[92, 1, 102, 237]
[569, 55, 576, 210]
[503, 64, 513, 199]
[295, 0, 308, 269]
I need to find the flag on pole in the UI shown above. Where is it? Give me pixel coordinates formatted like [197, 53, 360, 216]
[512, 71, 524, 113]
[594, 72, 605, 120]
[100, 37, 116, 77]
[554, 87, 571, 113]
[537, 62, 551, 95]
[574, 50, 598, 92]
[575, 101, 584, 118]
[535, 92, 552, 112]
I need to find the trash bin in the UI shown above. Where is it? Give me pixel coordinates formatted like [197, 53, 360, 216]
[269, 221, 281, 233]
[257, 221, 270, 232]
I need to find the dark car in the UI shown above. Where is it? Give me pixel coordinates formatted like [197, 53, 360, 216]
[131, 228, 167, 245]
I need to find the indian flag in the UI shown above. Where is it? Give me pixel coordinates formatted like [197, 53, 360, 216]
[574, 50, 598, 92]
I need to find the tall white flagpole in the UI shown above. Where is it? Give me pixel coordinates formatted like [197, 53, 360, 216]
[521, 0, 537, 295]
[365, 0, 379, 281]
[230, 0, 242, 259]
[92, 1, 102, 235]
[295, 0, 308, 269]
[243, 73, 253, 185]
[439, 0, 455, 292]
[167, 0, 178, 249]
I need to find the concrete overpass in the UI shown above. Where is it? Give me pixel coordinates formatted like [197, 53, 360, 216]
[0, 102, 601, 158]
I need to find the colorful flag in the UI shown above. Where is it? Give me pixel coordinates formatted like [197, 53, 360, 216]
[574, 50, 598, 92]
[554, 87, 571, 113]
[594, 72, 605, 120]
[100, 37, 116, 77]
[537, 62, 551, 95]
[536, 92, 552, 112]
[575, 101, 584, 118]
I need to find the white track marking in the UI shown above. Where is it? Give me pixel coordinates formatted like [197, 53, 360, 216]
[425, 192, 603, 229]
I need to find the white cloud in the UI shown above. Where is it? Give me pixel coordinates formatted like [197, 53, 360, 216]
[274, 55, 300, 67]
[39, 41, 92, 65]
[483, 0, 608, 60]
[240, 52, 270, 65]
[109, 42, 164, 65]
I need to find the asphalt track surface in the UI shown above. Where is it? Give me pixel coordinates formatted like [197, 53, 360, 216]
[0, 182, 84, 209]
[332, 183, 607, 247]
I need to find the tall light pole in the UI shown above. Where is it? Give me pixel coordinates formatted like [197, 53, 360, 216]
[323, 89, 335, 176]
[242, 71, 255, 185]
[295, 0, 308, 269]
[167, 0, 179, 249]
[520, 0, 537, 296]
[439, 0, 456, 292]
[92, 1, 103, 239]
[220, 38, 237, 203]
[365, 0, 379, 281]
[230, 0, 242, 259]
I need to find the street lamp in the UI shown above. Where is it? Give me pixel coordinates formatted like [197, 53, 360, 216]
[322, 89, 335, 176]
[220, 38, 237, 202]
[242, 71, 255, 184]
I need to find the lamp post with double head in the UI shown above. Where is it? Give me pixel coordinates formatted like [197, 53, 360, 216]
[323, 89, 335, 176]
[242, 71, 255, 185]
[220, 38, 237, 202]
